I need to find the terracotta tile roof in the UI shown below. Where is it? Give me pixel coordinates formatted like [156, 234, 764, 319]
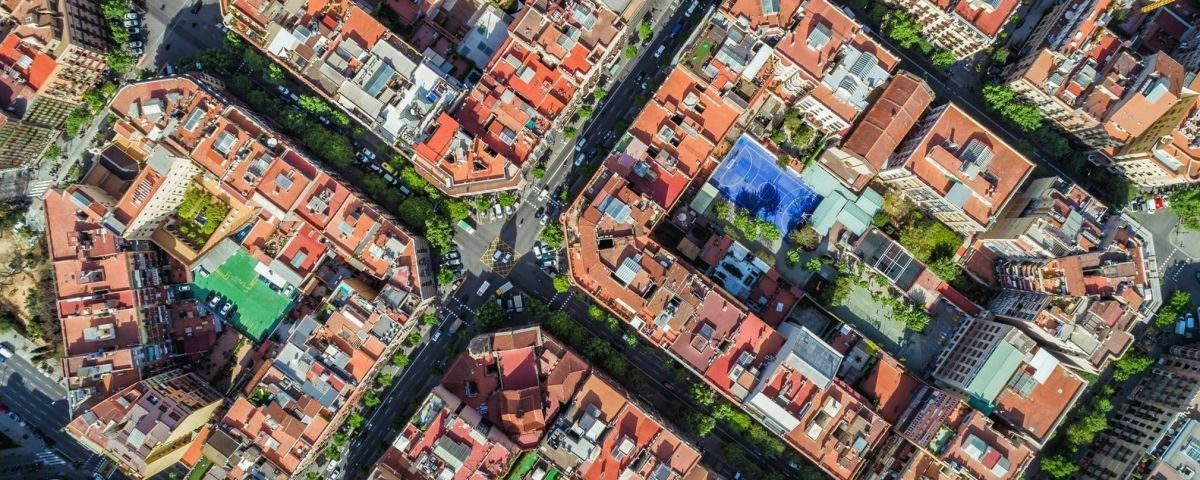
[896, 103, 1035, 227]
[774, 0, 857, 80]
[842, 73, 934, 172]
[992, 360, 1085, 443]
[952, 0, 1020, 37]
[721, 0, 805, 30]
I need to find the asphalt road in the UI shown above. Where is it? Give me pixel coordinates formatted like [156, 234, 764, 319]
[339, 320, 462, 479]
[0, 355, 116, 479]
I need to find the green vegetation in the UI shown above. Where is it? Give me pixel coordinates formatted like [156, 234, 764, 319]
[63, 82, 117, 136]
[788, 225, 819, 251]
[769, 110, 821, 165]
[1170, 186, 1200, 231]
[174, 187, 230, 247]
[249, 387, 273, 407]
[506, 451, 539, 480]
[623, 44, 638, 59]
[376, 374, 394, 388]
[981, 84, 1043, 132]
[532, 166, 547, 179]
[363, 392, 380, 408]
[391, 352, 410, 368]
[100, 0, 137, 73]
[592, 88, 608, 101]
[690, 40, 714, 70]
[711, 200, 780, 242]
[346, 412, 364, 430]
[187, 46, 461, 255]
[931, 50, 957, 69]
[563, 126, 578, 138]
[1155, 291, 1191, 332]
[552, 274, 571, 293]
[536, 299, 638, 386]
[881, 9, 955, 64]
[476, 301, 507, 331]
[437, 269, 456, 285]
[186, 457, 213, 480]
[577, 105, 594, 119]
[875, 191, 963, 279]
[539, 222, 564, 249]
[1112, 350, 1154, 382]
[639, 21, 653, 42]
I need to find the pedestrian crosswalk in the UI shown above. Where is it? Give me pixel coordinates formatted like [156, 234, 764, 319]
[35, 451, 64, 466]
[26, 180, 52, 199]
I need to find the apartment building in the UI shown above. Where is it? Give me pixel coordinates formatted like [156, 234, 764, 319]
[878, 102, 1035, 235]
[0, 0, 110, 168]
[931, 315, 1086, 446]
[885, 0, 1019, 59]
[45, 163, 219, 413]
[770, 0, 899, 135]
[213, 281, 418, 478]
[370, 327, 721, 480]
[1081, 344, 1200, 479]
[413, 0, 627, 195]
[66, 370, 222, 479]
[959, 175, 1154, 372]
[1148, 417, 1200, 479]
[1003, 29, 1200, 188]
[383, 0, 512, 77]
[105, 76, 436, 305]
[825, 72, 935, 191]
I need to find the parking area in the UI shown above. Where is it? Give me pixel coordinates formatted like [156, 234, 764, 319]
[192, 247, 296, 343]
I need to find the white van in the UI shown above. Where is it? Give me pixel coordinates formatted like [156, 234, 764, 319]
[475, 281, 492, 297]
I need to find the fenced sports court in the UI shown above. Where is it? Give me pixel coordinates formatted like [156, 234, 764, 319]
[707, 134, 823, 232]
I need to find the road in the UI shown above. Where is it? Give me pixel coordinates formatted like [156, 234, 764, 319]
[338, 1, 744, 477]
[339, 320, 462, 479]
[458, 0, 717, 281]
[0, 354, 117, 479]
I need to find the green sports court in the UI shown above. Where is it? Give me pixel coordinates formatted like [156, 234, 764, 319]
[192, 240, 296, 343]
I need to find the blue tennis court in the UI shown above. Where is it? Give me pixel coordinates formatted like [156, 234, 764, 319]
[708, 134, 823, 232]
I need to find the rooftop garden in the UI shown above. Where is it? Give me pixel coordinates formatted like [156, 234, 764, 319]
[174, 186, 230, 248]
[178, 36, 469, 258]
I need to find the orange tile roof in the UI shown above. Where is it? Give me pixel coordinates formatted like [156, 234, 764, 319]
[0, 33, 56, 89]
[897, 103, 1035, 226]
[992, 360, 1085, 443]
[843, 73, 934, 171]
[774, 0, 858, 80]
[721, 0, 804, 29]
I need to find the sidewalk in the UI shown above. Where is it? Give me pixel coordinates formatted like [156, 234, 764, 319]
[0, 330, 65, 387]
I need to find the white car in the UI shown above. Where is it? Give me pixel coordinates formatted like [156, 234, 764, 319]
[492, 204, 503, 218]
[538, 187, 550, 202]
[575, 153, 586, 166]
[504, 204, 515, 216]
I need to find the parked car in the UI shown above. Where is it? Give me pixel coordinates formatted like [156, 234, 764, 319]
[127, 40, 144, 49]
[575, 153, 586, 166]
[0, 346, 12, 361]
[538, 187, 551, 202]
[504, 204, 515, 216]
[124, 12, 140, 21]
